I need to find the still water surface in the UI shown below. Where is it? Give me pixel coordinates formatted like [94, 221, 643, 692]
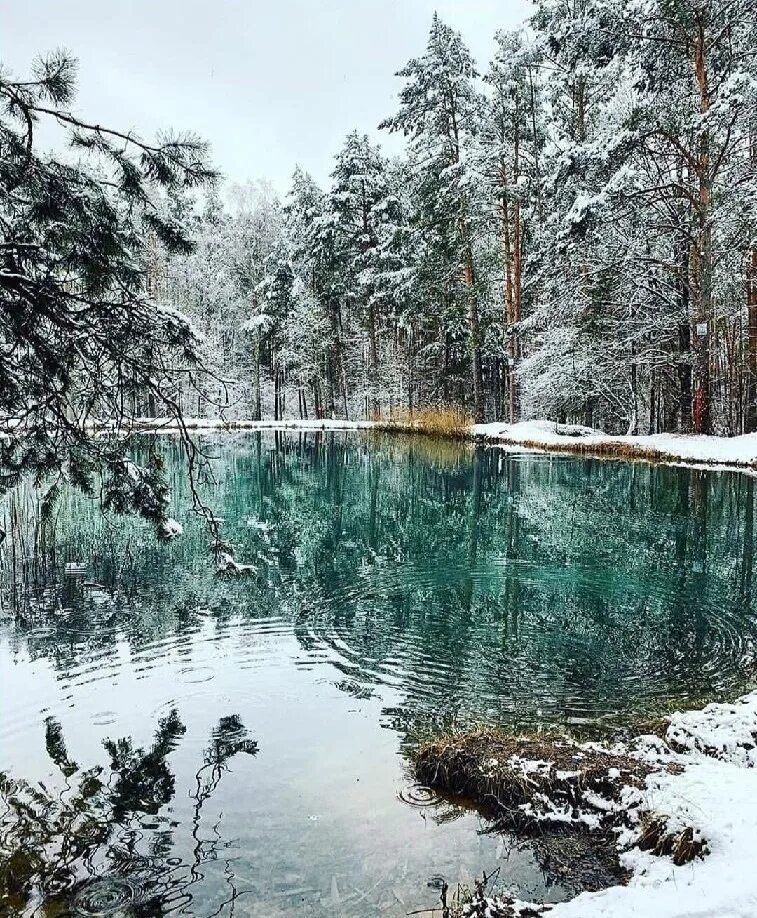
[1, 432, 756, 916]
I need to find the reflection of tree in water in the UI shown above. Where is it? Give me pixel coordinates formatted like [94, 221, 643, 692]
[0, 711, 257, 917]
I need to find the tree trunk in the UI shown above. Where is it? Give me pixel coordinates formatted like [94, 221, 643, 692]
[253, 332, 262, 421]
[628, 357, 638, 436]
[746, 238, 757, 431]
[325, 318, 338, 419]
[273, 365, 279, 422]
[460, 221, 484, 423]
[499, 159, 521, 423]
[367, 301, 379, 418]
[648, 369, 657, 435]
[407, 325, 415, 415]
[677, 201, 693, 432]
[449, 102, 484, 423]
[691, 14, 712, 434]
[361, 176, 380, 420]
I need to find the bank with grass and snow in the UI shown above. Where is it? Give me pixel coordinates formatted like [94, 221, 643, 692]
[414, 692, 757, 918]
[471, 420, 757, 471]
[127, 415, 757, 471]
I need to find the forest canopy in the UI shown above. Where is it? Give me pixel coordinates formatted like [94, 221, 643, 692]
[164, 0, 756, 437]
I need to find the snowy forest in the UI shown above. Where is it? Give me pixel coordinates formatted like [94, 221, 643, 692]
[152, 0, 757, 437]
[5, 4, 757, 917]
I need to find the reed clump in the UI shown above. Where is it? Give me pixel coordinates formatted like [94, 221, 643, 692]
[377, 406, 474, 439]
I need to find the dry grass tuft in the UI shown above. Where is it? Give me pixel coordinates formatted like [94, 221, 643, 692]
[637, 816, 707, 866]
[414, 729, 651, 831]
[377, 406, 474, 439]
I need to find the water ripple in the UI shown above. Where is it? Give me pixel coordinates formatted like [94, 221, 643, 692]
[73, 877, 136, 915]
[397, 784, 441, 807]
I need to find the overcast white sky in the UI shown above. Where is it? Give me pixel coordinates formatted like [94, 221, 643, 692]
[3, 0, 532, 193]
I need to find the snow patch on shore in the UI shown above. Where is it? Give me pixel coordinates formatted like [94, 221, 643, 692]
[546, 758, 757, 918]
[472, 419, 757, 469]
[471, 692, 757, 918]
[666, 690, 757, 767]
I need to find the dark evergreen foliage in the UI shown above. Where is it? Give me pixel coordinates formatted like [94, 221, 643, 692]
[0, 50, 217, 530]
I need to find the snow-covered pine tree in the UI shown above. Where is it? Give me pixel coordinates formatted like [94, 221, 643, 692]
[285, 167, 350, 418]
[620, 0, 757, 434]
[328, 131, 410, 418]
[381, 15, 488, 421]
[0, 51, 217, 532]
[482, 29, 546, 421]
[517, 0, 627, 427]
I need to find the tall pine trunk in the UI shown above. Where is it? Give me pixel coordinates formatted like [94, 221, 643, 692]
[746, 120, 757, 431]
[747, 246, 757, 431]
[498, 148, 522, 423]
[459, 213, 484, 422]
[449, 101, 484, 423]
[675, 159, 693, 433]
[691, 14, 712, 434]
[367, 301, 379, 418]
[253, 331, 262, 421]
[361, 178, 380, 419]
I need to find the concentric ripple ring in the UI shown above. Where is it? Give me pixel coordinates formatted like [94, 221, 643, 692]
[72, 877, 136, 916]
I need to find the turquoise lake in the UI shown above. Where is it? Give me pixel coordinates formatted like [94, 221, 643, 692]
[1, 431, 755, 916]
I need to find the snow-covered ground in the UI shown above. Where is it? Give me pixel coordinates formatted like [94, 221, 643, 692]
[476, 692, 757, 918]
[543, 764, 757, 917]
[472, 419, 757, 469]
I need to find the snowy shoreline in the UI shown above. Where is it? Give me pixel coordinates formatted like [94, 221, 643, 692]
[121, 417, 376, 434]
[126, 416, 757, 471]
[446, 691, 757, 918]
[471, 419, 757, 472]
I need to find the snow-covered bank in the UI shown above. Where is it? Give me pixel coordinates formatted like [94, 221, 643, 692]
[124, 416, 375, 433]
[472, 419, 757, 470]
[122, 415, 757, 471]
[471, 421, 757, 467]
[455, 692, 757, 918]
[539, 763, 757, 918]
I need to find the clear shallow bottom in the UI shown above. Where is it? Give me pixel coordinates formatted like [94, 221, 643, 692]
[0, 624, 565, 917]
[1, 431, 756, 916]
